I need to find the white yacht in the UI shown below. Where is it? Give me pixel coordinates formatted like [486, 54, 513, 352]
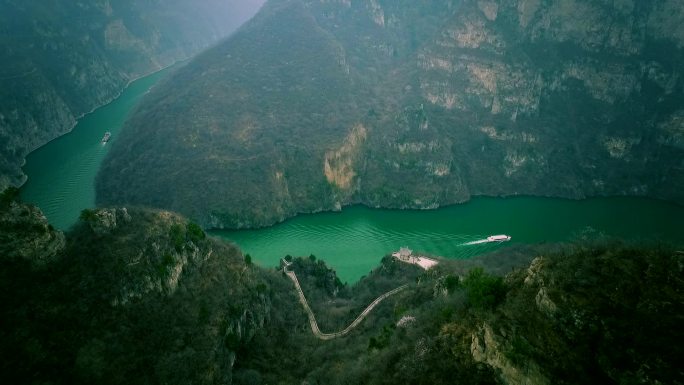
[487, 234, 511, 242]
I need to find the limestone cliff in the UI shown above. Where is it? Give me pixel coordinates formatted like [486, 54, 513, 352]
[97, 0, 684, 228]
[324, 124, 367, 197]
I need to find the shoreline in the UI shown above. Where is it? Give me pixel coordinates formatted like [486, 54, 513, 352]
[207, 194, 684, 232]
[17, 59, 187, 189]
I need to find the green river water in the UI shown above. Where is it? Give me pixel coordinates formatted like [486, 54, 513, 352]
[20, 66, 175, 230]
[19, 69, 684, 283]
[214, 197, 684, 282]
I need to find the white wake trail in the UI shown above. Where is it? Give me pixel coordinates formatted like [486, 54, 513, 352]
[460, 238, 490, 246]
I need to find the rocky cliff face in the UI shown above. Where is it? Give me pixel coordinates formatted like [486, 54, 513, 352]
[97, 0, 684, 228]
[0, 0, 264, 191]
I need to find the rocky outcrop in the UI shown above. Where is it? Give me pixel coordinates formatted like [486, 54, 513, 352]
[0, 201, 65, 266]
[324, 124, 367, 192]
[86, 207, 132, 236]
[448, 245, 684, 385]
[97, 0, 684, 228]
[0, 0, 264, 191]
[471, 323, 549, 385]
[523, 257, 558, 316]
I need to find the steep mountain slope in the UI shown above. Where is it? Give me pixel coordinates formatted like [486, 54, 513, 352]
[98, 0, 684, 228]
[0, 202, 273, 384]
[0, 0, 264, 191]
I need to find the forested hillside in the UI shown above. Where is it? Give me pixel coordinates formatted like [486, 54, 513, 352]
[98, 0, 684, 228]
[237, 244, 683, 385]
[1, 197, 272, 384]
[1, 190, 681, 384]
[0, 0, 264, 191]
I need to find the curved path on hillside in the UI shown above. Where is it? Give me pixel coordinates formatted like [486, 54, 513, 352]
[283, 265, 408, 340]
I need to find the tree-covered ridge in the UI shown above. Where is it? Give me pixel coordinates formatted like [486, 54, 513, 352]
[0, 199, 272, 384]
[98, 0, 684, 228]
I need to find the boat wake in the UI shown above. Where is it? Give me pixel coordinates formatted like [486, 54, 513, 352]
[461, 238, 491, 246]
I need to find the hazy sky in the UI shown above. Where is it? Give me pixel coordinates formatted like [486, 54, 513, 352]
[227, 0, 267, 23]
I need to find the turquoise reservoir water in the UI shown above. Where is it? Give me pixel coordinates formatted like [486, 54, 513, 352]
[20, 66, 176, 230]
[213, 197, 684, 282]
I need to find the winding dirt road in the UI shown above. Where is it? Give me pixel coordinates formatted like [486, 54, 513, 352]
[284, 265, 408, 340]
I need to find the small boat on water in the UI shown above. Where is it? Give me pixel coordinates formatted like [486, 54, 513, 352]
[101, 132, 111, 143]
[487, 234, 511, 242]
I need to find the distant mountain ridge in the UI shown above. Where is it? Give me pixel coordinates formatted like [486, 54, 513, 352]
[98, 0, 684, 228]
[0, 0, 264, 191]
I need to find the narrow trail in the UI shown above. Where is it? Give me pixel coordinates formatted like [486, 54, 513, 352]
[283, 263, 408, 340]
